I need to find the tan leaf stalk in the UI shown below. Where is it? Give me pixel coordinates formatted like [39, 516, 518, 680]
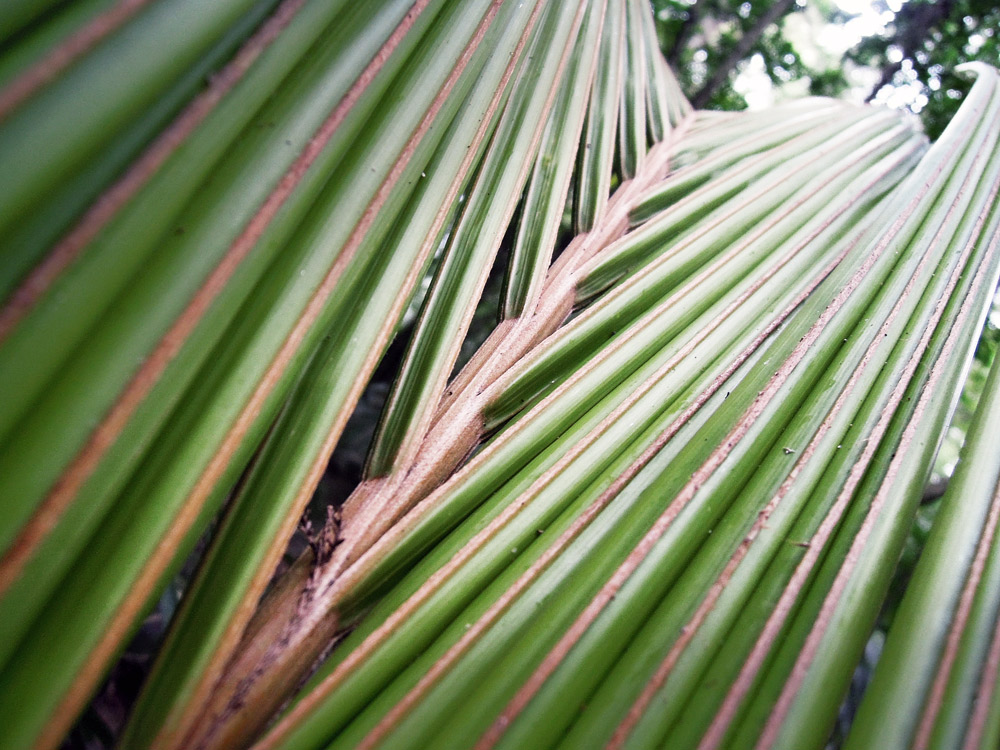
[207, 124, 688, 750]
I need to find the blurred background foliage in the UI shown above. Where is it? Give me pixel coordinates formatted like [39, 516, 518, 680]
[652, 0, 1000, 138]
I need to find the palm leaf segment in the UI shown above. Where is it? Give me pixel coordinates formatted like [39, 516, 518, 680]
[0, 0, 998, 748]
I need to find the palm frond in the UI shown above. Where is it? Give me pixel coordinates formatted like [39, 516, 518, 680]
[0, 2, 998, 750]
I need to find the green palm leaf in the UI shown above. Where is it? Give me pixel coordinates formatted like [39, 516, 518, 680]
[0, 2, 998, 750]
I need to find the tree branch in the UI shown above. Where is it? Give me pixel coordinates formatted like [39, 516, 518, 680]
[666, 3, 701, 68]
[865, 60, 902, 102]
[863, 0, 953, 102]
[690, 0, 797, 109]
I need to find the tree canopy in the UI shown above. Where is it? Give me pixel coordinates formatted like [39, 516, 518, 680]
[655, 0, 1000, 138]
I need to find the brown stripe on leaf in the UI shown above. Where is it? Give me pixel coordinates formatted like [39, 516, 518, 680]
[696, 113, 976, 750]
[914, 478, 1000, 750]
[24, 0, 463, 744]
[133, 2, 527, 748]
[0, 0, 155, 122]
[0, 0, 430, 599]
[480, 190, 864, 748]
[752, 166, 1000, 750]
[256, 105, 688, 750]
[605, 136, 944, 747]
[0, 0, 310, 343]
[962, 484, 1000, 750]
